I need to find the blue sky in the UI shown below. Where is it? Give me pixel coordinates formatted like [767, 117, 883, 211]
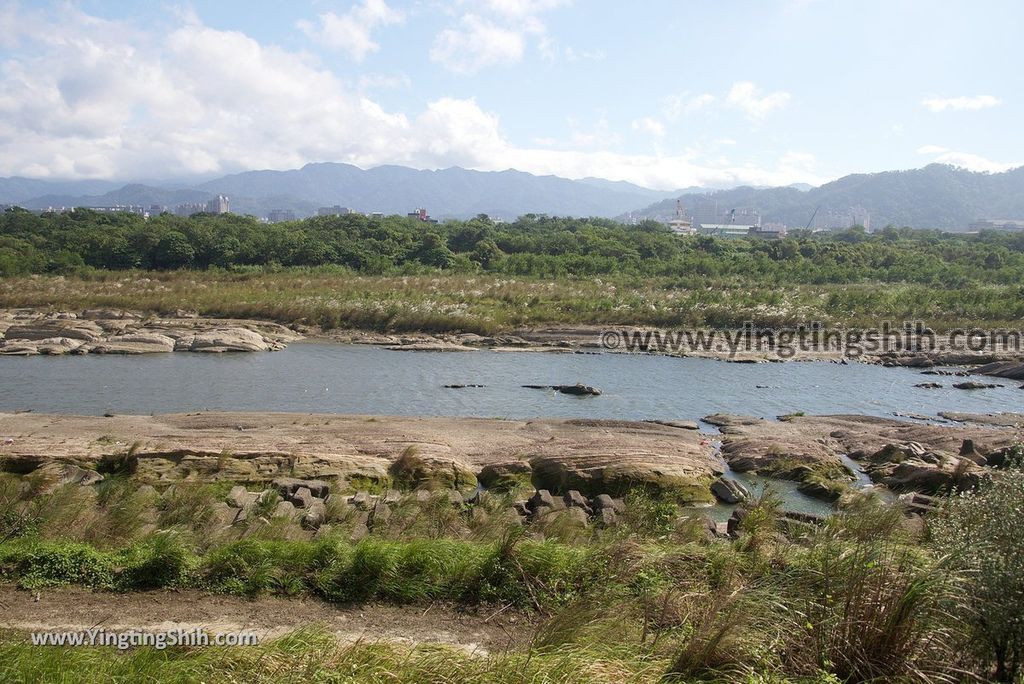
[0, 0, 1019, 188]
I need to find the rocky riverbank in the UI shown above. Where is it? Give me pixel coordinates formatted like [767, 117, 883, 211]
[0, 309, 299, 355]
[0, 412, 721, 502]
[4, 309, 1023, 373]
[708, 411, 1022, 499]
[1, 411, 1020, 506]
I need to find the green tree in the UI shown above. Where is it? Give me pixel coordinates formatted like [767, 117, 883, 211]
[153, 231, 196, 269]
[470, 239, 503, 269]
[413, 233, 456, 269]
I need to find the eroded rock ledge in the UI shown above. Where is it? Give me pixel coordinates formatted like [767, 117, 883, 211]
[0, 309, 299, 355]
[0, 412, 720, 502]
[708, 412, 1021, 497]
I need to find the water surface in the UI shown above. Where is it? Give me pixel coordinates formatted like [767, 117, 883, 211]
[1, 343, 1017, 420]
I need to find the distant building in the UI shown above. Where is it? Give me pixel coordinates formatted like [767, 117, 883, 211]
[666, 199, 695, 235]
[407, 208, 438, 223]
[317, 205, 355, 217]
[969, 219, 1024, 232]
[174, 202, 206, 216]
[66, 205, 148, 216]
[205, 195, 230, 214]
[750, 223, 788, 239]
[696, 223, 758, 238]
[149, 204, 168, 216]
[267, 209, 296, 223]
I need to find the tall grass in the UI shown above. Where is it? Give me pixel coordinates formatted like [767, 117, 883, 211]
[1, 270, 1019, 332]
[0, 627, 670, 684]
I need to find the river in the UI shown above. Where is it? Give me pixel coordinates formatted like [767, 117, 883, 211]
[1, 342, 1016, 421]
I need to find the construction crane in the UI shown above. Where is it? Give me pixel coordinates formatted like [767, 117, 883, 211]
[804, 205, 820, 231]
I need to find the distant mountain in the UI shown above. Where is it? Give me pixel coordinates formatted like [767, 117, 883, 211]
[4, 163, 680, 220]
[0, 178, 121, 204]
[21, 184, 211, 210]
[8, 163, 1022, 228]
[197, 164, 681, 218]
[628, 165, 1024, 230]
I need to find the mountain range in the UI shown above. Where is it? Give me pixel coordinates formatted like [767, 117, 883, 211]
[1, 162, 1022, 229]
[630, 164, 1024, 230]
[0, 164, 680, 220]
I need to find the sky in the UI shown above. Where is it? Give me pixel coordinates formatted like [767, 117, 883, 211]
[0, 0, 1020, 190]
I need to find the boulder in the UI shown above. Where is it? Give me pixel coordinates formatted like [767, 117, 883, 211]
[522, 383, 602, 396]
[273, 477, 330, 499]
[914, 382, 943, 389]
[710, 477, 749, 504]
[599, 508, 619, 526]
[273, 501, 297, 518]
[210, 502, 241, 528]
[302, 500, 327, 530]
[797, 478, 843, 502]
[591, 494, 625, 514]
[176, 328, 283, 353]
[564, 507, 590, 525]
[0, 337, 85, 355]
[291, 487, 314, 509]
[388, 453, 478, 492]
[953, 381, 1003, 390]
[350, 491, 374, 510]
[87, 333, 176, 354]
[529, 450, 714, 502]
[563, 489, 593, 514]
[368, 501, 392, 529]
[726, 508, 749, 538]
[555, 384, 601, 396]
[527, 489, 561, 512]
[227, 485, 253, 509]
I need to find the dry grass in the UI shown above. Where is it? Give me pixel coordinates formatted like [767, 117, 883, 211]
[1, 270, 1019, 333]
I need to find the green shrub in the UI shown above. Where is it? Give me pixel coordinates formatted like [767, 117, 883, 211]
[931, 466, 1024, 682]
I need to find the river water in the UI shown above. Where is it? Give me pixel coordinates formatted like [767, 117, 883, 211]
[1, 342, 1017, 420]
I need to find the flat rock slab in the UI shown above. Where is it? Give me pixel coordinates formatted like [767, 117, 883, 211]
[0, 412, 719, 500]
[711, 413, 1018, 477]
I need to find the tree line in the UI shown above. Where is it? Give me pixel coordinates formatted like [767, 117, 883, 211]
[3, 207, 1024, 286]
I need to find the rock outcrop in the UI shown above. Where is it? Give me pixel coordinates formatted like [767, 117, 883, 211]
[0, 309, 299, 355]
[710, 413, 1019, 495]
[0, 411, 722, 502]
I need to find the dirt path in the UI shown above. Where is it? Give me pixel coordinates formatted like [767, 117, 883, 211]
[0, 585, 534, 655]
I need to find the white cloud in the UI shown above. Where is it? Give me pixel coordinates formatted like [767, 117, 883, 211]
[430, 14, 525, 74]
[0, 6, 825, 191]
[483, 0, 570, 18]
[298, 0, 404, 62]
[921, 95, 1001, 112]
[430, 0, 567, 73]
[726, 81, 791, 119]
[662, 93, 715, 120]
[631, 117, 665, 138]
[916, 145, 1018, 173]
